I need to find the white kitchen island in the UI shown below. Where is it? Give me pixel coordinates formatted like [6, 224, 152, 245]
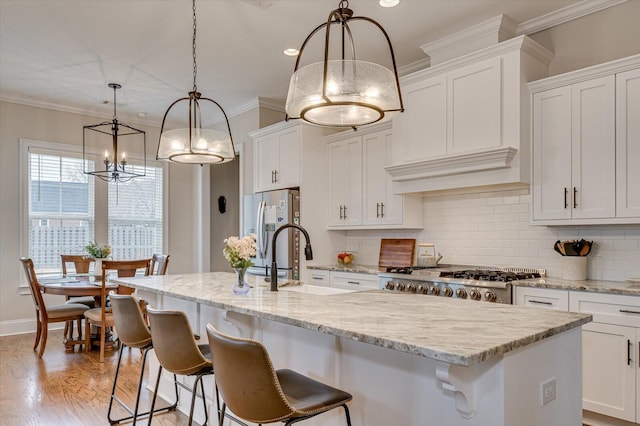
[114, 272, 591, 426]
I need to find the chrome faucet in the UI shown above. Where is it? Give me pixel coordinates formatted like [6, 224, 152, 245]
[270, 223, 313, 291]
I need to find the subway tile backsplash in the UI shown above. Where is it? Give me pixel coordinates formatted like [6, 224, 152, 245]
[346, 189, 640, 282]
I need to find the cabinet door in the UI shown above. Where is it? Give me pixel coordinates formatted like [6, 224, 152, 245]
[274, 126, 301, 190]
[582, 322, 637, 422]
[447, 57, 501, 154]
[254, 133, 279, 192]
[616, 68, 640, 218]
[328, 137, 362, 227]
[532, 87, 572, 220]
[403, 75, 447, 161]
[571, 75, 616, 219]
[514, 287, 569, 311]
[363, 129, 402, 225]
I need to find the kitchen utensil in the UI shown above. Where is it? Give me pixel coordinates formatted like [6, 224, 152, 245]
[562, 240, 579, 256]
[378, 239, 416, 269]
[578, 239, 593, 256]
[417, 243, 442, 267]
[553, 240, 565, 256]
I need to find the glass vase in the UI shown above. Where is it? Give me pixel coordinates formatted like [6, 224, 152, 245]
[232, 267, 250, 295]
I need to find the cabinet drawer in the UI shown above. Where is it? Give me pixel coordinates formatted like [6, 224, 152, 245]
[331, 272, 378, 290]
[515, 287, 569, 311]
[570, 291, 640, 327]
[308, 270, 331, 287]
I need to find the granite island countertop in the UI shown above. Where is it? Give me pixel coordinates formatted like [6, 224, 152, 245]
[114, 272, 591, 367]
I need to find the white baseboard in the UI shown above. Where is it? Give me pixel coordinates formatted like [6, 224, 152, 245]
[0, 318, 64, 337]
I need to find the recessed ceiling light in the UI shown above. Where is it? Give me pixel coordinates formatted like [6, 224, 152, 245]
[137, 112, 147, 118]
[379, 0, 399, 7]
[283, 48, 299, 56]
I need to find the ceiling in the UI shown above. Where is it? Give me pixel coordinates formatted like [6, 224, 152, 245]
[0, 0, 577, 127]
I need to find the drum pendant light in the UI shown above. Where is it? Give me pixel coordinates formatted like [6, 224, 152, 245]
[156, 0, 235, 164]
[83, 83, 146, 183]
[285, 0, 404, 129]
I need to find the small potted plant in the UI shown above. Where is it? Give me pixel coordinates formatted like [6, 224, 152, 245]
[85, 240, 111, 275]
[223, 234, 257, 295]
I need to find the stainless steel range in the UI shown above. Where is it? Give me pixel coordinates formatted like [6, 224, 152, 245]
[378, 267, 545, 304]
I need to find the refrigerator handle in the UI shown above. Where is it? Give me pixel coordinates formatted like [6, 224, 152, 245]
[257, 200, 267, 259]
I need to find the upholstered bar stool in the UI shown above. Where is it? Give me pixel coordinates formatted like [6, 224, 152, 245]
[108, 294, 178, 425]
[206, 324, 353, 426]
[147, 307, 219, 425]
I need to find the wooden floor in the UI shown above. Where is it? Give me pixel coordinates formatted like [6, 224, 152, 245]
[0, 329, 191, 426]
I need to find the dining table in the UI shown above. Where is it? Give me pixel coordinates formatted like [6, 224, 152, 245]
[38, 274, 119, 352]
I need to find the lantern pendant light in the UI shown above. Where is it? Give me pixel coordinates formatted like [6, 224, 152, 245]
[285, 0, 404, 129]
[83, 83, 146, 183]
[156, 0, 235, 164]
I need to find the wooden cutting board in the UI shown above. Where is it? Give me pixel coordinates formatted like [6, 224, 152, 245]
[378, 239, 416, 268]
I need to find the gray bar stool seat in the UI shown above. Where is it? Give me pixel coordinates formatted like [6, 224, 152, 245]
[206, 324, 352, 426]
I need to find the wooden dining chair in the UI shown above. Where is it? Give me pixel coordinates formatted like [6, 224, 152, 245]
[84, 259, 151, 363]
[150, 254, 170, 275]
[20, 257, 89, 357]
[61, 254, 95, 339]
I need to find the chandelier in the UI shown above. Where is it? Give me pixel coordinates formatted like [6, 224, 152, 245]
[156, 0, 235, 164]
[285, 0, 404, 129]
[83, 83, 146, 183]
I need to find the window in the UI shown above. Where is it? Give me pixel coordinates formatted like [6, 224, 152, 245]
[27, 149, 95, 273]
[108, 165, 163, 260]
[21, 139, 165, 277]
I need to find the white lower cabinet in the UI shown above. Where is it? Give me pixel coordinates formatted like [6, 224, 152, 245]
[570, 291, 640, 424]
[515, 287, 640, 424]
[305, 269, 379, 291]
[514, 286, 569, 310]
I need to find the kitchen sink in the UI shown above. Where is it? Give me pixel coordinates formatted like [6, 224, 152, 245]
[279, 284, 358, 296]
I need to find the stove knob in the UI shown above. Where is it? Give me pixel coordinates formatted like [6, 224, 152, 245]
[395, 281, 406, 291]
[406, 283, 417, 293]
[385, 282, 395, 290]
[470, 289, 482, 301]
[484, 291, 497, 303]
[456, 288, 467, 299]
[429, 285, 440, 296]
[443, 287, 453, 297]
[417, 284, 428, 294]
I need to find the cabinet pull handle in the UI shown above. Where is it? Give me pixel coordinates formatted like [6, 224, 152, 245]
[343, 205, 347, 219]
[573, 187, 577, 208]
[627, 339, 632, 366]
[347, 281, 360, 285]
[381, 203, 385, 218]
[312, 276, 324, 280]
[271, 170, 275, 183]
[564, 188, 568, 209]
[376, 203, 380, 218]
[274, 170, 278, 183]
[529, 300, 553, 306]
[619, 309, 640, 315]
[339, 206, 343, 220]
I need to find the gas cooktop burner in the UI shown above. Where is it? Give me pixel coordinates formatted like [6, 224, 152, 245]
[385, 266, 430, 274]
[439, 269, 541, 282]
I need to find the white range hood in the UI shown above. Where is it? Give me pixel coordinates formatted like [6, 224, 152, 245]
[387, 27, 553, 195]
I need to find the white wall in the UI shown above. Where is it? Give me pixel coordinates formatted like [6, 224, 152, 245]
[0, 101, 199, 331]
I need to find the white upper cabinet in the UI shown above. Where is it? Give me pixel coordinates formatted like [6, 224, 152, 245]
[388, 36, 552, 194]
[616, 67, 640, 218]
[327, 123, 422, 230]
[252, 123, 301, 192]
[529, 54, 640, 225]
[327, 136, 362, 228]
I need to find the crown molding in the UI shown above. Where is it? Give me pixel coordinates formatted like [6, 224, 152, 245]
[398, 57, 432, 77]
[516, 0, 628, 35]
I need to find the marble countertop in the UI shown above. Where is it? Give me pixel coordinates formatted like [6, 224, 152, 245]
[114, 272, 591, 367]
[513, 277, 640, 296]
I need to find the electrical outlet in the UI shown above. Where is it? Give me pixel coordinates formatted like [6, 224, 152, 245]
[541, 378, 556, 406]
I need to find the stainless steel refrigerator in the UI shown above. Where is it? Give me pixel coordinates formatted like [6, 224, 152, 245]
[243, 188, 301, 280]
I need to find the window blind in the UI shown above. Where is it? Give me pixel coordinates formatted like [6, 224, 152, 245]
[28, 150, 95, 273]
[108, 164, 163, 260]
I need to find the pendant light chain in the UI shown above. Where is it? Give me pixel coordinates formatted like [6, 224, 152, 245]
[192, 0, 198, 93]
